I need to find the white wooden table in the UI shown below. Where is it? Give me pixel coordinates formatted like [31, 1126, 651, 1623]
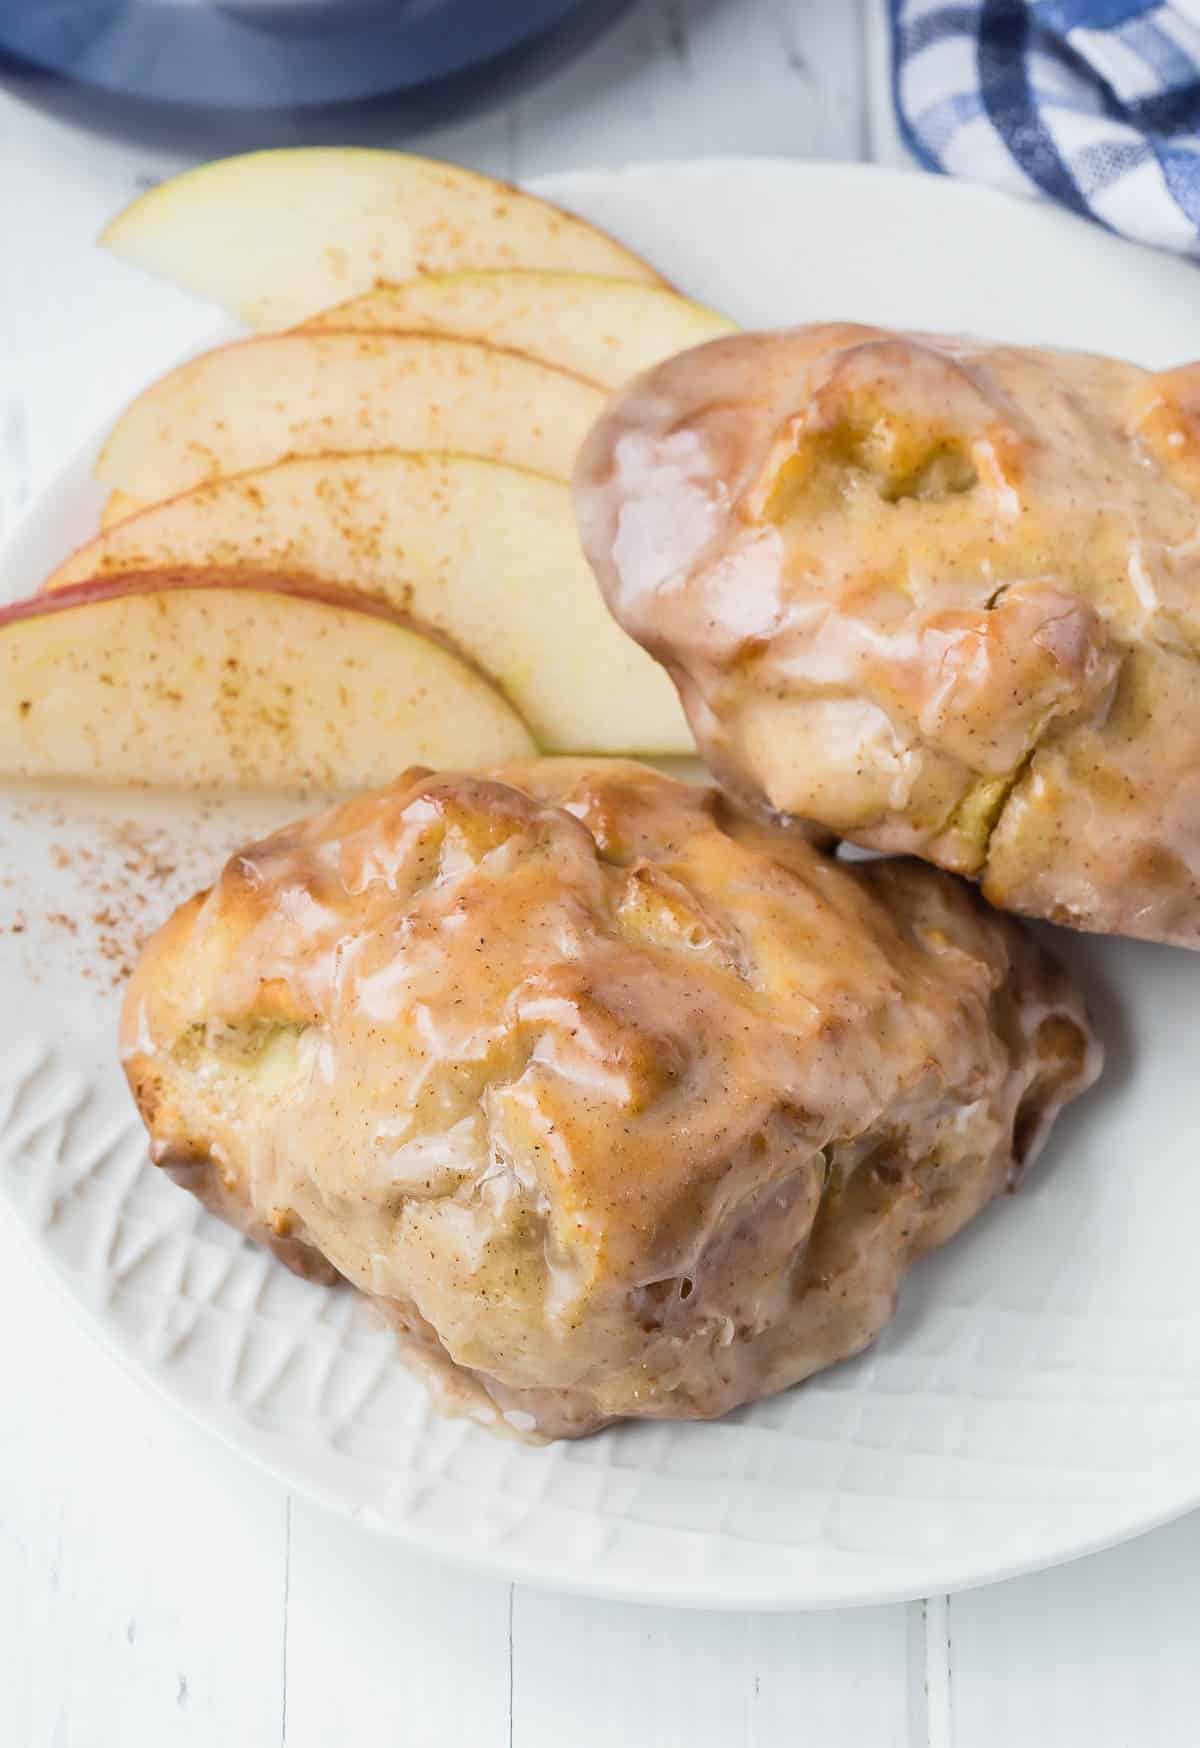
[2, 4, 1198, 1743]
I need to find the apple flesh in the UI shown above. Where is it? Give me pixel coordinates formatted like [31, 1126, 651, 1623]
[45, 453, 693, 757]
[303, 271, 736, 390]
[100, 490, 147, 530]
[93, 332, 606, 502]
[99, 148, 664, 331]
[0, 570, 534, 790]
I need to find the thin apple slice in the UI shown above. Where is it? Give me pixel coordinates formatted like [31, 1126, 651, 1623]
[46, 454, 692, 756]
[99, 149, 663, 330]
[93, 332, 605, 500]
[303, 271, 735, 390]
[0, 570, 534, 789]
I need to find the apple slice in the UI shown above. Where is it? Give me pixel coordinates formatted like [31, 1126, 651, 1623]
[99, 149, 664, 330]
[46, 454, 692, 756]
[303, 271, 735, 390]
[0, 569, 534, 789]
[93, 332, 605, 500]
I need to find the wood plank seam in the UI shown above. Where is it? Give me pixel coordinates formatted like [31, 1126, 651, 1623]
[281, 1496, 292, 1747]
[906, 1600, 931, 1747]
[925, 1595, 954, 1748]
[507, 1583, 515, 1748]
[856, 0, 876, 162]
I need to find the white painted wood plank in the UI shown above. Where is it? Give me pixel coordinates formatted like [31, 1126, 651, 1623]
[921, 1595, 952, 1748]
[512, 1587, 914, 1748]
[863, 0, 914, 169]
[949, 1513, 1200, 1748]
[771, 0, 870, 162]
[507, 0, 867, 179]
[0, 1213, 285, 1748]
[282, 1505, 511, 1748]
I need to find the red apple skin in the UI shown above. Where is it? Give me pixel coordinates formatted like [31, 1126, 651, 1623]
[0, 566, 492, 687]
[0, 561, 537, 788]
[1, 568, 407, 629]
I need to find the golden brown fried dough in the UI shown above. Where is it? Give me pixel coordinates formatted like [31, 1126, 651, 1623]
[575, 324, 1200, 945]
[122, 760, 1097, 1439]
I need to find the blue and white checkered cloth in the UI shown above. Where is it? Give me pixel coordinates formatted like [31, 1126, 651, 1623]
[892, 1, 1200, 256]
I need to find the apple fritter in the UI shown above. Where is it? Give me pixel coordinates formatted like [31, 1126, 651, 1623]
[123, 760, 1097, 1440]
[575, 324, 1200, 946]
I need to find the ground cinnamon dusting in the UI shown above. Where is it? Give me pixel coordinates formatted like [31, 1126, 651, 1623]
[2, 794, 287, 996]
[3, 793, 300, 999]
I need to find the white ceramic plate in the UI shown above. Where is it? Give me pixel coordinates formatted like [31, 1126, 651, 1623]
[2, 160, 1199, 1611]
